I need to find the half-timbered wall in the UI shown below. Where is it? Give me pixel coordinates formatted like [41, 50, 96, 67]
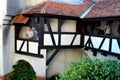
[83, 20, 120, 59]
[43, 18, 81, 48]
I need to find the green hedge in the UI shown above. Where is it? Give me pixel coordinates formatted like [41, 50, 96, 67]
[59, 58, 120, 80]
[9, 60, 36, 80]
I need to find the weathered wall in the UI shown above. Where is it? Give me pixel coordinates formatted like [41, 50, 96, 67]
[3, 25, 14, 75]
[0, 25, 4, 76]
[7, 0, 47, 15]
[47, 49, 87, 77]
[7, 0, 26, 15]
[46, 19, 88, 77]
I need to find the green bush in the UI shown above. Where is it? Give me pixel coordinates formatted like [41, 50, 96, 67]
[9, 60, 36, 80]
[59, 58, 120, 80]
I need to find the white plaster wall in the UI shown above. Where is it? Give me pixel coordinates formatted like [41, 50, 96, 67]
[14, 49, 46, 77]
[3, 25, 14, 75]
[44, 19, 76, 32]
[0, 25, 4, 76]
[0, 0, 8, 76]
[61, 20, 76, 32]
[47, 49, 87, 77]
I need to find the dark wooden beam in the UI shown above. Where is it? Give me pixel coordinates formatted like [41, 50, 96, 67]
[19, 40, 25, 51]
[37, 17, 44, 57]
[70, 34, 77, 46]
[58, 19, 65, 46]
[85, 36, 92, 47]
[23, 13, 79, 20]
[109, 38, 112, 52]
[117, 39, 120, 49]
[89, 37, 94, 48]
[92, 50, 97, 56]
[85, 47, 120, 57]
[58, 19, 61, 46]
[98, 38, 105, 49]
[82, 16, 120, 21]
[42, 45, 82, 49]
[46, 49, 60, 65]
[27, 41, 29, 53]
[46, 18, 56, 46]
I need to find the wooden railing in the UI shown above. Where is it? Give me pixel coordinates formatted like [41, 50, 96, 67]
[84, 34, 120, 56]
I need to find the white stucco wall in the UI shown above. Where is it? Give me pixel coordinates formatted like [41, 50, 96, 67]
[3, 25, 14, 75]
[0, 25, 4, 76]
[44, 19, 76, 32]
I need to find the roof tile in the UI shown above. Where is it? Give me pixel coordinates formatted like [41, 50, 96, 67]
[22, 0, 93, 17]
[85, 0, 120, 18]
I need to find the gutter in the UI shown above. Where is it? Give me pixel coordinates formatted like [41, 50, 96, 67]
[80, 3, 95, 19]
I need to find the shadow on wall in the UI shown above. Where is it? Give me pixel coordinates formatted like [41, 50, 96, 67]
[7, 0, 26, 15]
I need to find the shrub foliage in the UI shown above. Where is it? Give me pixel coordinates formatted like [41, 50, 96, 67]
[59, 58, 120, 80]
[9, 60, 36, 80]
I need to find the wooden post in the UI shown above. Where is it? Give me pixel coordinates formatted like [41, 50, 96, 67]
[37, 16, 44, 57]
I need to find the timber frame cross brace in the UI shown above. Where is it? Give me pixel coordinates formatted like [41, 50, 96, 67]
[46, 49, 60, 65]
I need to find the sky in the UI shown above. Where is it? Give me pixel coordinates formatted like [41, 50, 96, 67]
[51, 0, 84, 5]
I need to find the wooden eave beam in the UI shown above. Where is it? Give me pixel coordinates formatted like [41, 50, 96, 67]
[82, 16, 120, 21]
[22, 13, 80, 20]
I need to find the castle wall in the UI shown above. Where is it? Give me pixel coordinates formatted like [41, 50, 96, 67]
[0, 25, 4, 76]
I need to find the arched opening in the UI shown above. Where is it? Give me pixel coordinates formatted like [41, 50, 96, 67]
[10, 60, 36, 80]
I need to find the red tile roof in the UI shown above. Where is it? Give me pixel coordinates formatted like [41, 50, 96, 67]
[85, 0, 120, 18]
[13, 15, 29, 24]
[21, 0, 93, 17]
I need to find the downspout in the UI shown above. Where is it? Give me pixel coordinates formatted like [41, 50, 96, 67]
[80, 3, 95, 19]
